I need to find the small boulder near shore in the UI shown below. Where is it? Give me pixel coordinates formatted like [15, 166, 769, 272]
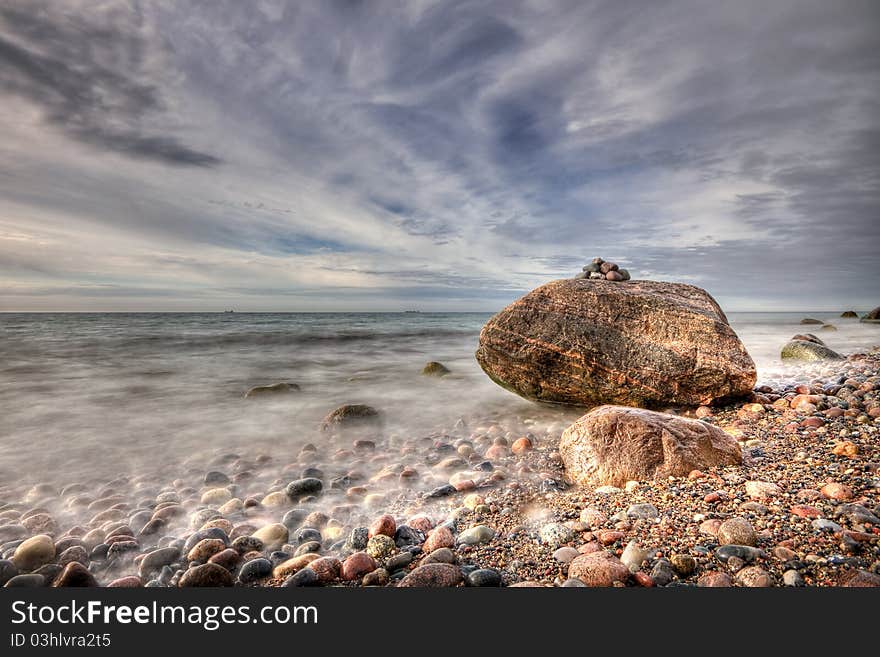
[861, 307, 880, 323]
[781, 340, 843, 362]
[560, 405, 742, 488]
[244, 382, 300, 398]
[800, 318, 823, 325]
[475, 278, 755, 408]
[840, 311, 858, 318]
[321, 404, 382, 432]
[421, 361, 450, 377]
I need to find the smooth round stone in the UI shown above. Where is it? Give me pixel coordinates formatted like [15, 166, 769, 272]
[200, 488, 232, 506]
[307, 556, 341, 584]
[384, 552, 413, 572]
[650, 559, 675, 586]
[208, 548, 240, 570]
[285, 478, 323, 501]
[4, 573, 45, 588]
[620, 540, 651, 572]
[366, 535, 397, 560]
[423, 548, 456, 565]
[183, 528, 228, 553]
[282, 568, 319, 587]
[553, 547, 580, 563]
[625, 503, 659, 520]
[812, 519, 842, 533]
[456, 525, 495, 546]
[252, 523, 289, 550]
[397, 563, 463, 587]
[736, 566, 773, 587]
[341, 552, 377, 581]
[362, 568, 389, 586]
[52, 562, 98, 587]
[238, 558, 273, 584]
[717, 518, 757, 546]
[282, 509, 309, 530]
[295, 527, 322, 545]
[539, 523, 575, 547]
[178, 563, 233, 587]
[231, 536, 263, 554]
[139, 547, 181, 577]
[467, 568, 501, 587]
[294, 541, 322, 556]
[204, 471, 230, 486]
[261, 491, 291, 508]
[218, 498, 243, 515]
[670, 554, 697, 577]
[189, 509, 222, 530]
[0, 524, 28, 543]
[273, 553, 319, 579]
[369, 514, 396, 538]
[187, 538, 226, 564]
[57, 545, 89, 568]
[12, 534, 55, 571]
[346, 527, 369, 551]
[561, 578, 587, 587]
[423, 526, 454, 552]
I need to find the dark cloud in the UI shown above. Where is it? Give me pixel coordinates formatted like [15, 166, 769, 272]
[0, 2, 219, 166]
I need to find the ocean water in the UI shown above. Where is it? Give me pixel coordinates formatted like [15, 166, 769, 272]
[0, 311, 878, 488]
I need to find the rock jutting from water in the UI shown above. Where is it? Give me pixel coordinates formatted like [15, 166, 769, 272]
[862, 307, 880, 323]
[475, 278, 756, 408]
[781, 340, 844, 362]
[244, 382, 301, 399]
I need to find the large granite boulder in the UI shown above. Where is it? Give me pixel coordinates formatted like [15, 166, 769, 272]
[862, 307, 880, 323]
[560, 405, 742, 487]
[475, 279, 755, 408]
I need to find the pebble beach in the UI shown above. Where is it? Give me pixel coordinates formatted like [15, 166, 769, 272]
[1, 312, 879, 588]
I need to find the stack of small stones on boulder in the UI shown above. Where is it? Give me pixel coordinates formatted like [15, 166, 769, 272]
[574, 257, 631, 282]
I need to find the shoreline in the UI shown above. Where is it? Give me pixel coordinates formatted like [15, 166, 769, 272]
[1, 348, 878, 588]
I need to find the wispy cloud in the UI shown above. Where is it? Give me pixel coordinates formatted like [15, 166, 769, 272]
[0, 0, 878, 311]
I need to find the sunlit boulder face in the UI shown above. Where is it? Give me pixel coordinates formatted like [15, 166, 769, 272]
[475, 278, 756, 408]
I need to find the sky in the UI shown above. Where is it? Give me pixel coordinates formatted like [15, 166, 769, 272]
[0, 0, 878, 312]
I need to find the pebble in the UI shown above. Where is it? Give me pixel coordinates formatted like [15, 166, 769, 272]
[187, 538, 226, 564]
[783, 569, 805, 587]
[12, 534, 55, 571]
[620, 540, 651, 572]
[697, 571, 733, 587]
[366, 534, 397, 560]
[539, 523, 575, 547]
[717, 518, 757, 546]
[238, 558, 273, 583]
[178, 563, 233, 587]
[456, 525, 495, 546]
[736, 566, 773, 587]
[820, 482, 853, 501]
[670, 554, 697, 577]
[397, 563, 463, 587]
[467, 568, 502, 586]
[52, 562, 98, 587]
[362, 568, 389, 586]
[252, 523, 289, 550]
[341, 552, 376, 581]
[283, 568, 319, 587]
[423, 548, 456, 564]
[651, 559, 675, 586]
[423, 526, 455, 552]
[306, 556, 341, 584]
[812, 519, 842, 533]
[4, 574, 45, 587]
[553, 547, 579, 563]
[625, 503, 659, 519]
[567, 551, 630, 586]
[369, 514, 396, 538]
[285, 478, 323, 501]
[715, 545, 766, 563]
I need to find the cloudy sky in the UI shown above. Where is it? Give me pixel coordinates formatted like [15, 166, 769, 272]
[0, 0, 878, 311]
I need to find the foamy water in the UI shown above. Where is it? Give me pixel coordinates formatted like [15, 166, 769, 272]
[0, 310, 877, 489]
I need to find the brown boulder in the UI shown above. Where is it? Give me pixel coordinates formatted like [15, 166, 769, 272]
[397, 563, 463, 587]
[862, 307, 880, 322]
[560, 405, 742, 487]
[475, 279, 755, 408]
[320, 404, 382, 432]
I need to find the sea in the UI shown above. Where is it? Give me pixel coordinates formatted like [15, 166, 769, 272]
[1, 311, 877, 487]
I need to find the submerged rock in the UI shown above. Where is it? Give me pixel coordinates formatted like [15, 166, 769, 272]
[781, 340, 843, 362]
[560, 405, 742, 487]
[244, 382, 300, 399]
[475, 278, 755, 408]
[320, 404, 382, 432]
[840, 310, 858, 318]
[421, 361, 451, 377]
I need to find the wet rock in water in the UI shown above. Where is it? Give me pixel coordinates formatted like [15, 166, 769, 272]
[840, 311, 858, 318]
[568, 551, 630, 587]
[320, 404, 382, 432]
[421, 361, 451, 377]
[139, 547, 180, 577]
[187, 538, 226, 564]
[860, 306, 880, 322]
[820, 324, 837, 331]
[231, 536, 263, 554]
[295, 528, 322, 545]
[107, 576, 143, 588]
[475, 278, 756, 407]
[285, 478, 323, 501]
[244, 382, 300, 398]
[238, 558, 273, 584]
[467, 568, 502, 587]
[427, 484, 456, 498]
[781, 340, 843, 362]
[251, 524, 289, 550]
[5, 574, 45, 587]
[12, 535, 55, 571]
[57, 545, 89, 568]
[560, 406, 742, 487]
[397, 563, 463, 588]
[204, 471, 230, 485]
[791, 333, 824, 345]
[53, 562, 97, 587]
[800, 318, 823, 325]
[178, 563, 234, 587]
[717, 518, 757, 547]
